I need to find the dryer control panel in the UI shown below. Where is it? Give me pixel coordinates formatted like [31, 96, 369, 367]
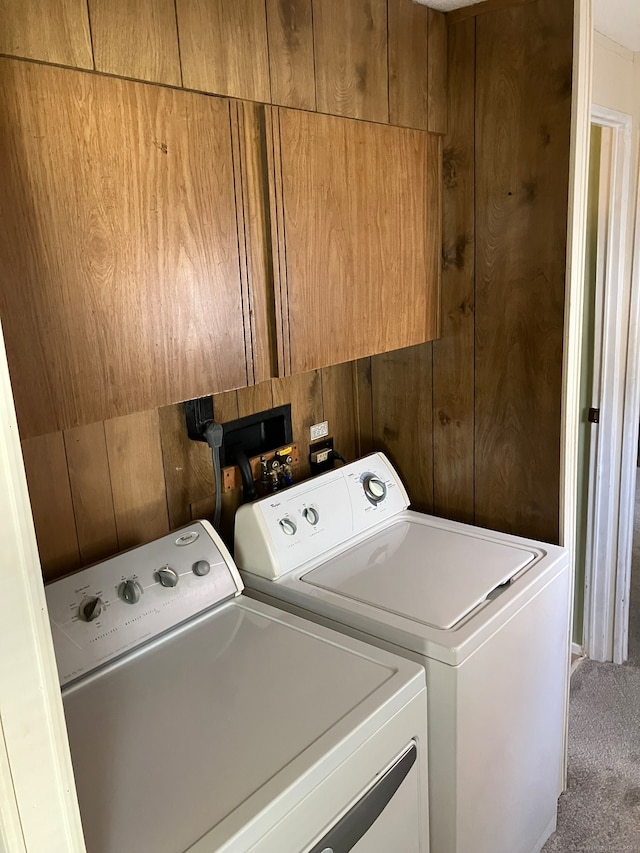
[234, 453, 409, 579]
[46, 521, 243, 686]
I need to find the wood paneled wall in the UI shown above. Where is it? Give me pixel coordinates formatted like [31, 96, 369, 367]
[25, 366, 359, 580]
[1, 0, 446, 580]
[0, 0, 447, 131]
[365, 0, 573, 546]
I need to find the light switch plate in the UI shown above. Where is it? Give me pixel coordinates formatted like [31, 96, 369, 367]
[310, 421, 329, 441]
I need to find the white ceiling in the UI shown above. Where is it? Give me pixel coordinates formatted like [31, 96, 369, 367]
[593, 0, 640, 52]
[413, 0, 640, 53]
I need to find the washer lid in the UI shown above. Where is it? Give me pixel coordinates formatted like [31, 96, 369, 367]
[302, 519, 537, 629]
[62, 598, 416, 853]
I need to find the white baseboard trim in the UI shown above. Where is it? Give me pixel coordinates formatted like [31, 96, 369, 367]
[571, 642, 584, 657]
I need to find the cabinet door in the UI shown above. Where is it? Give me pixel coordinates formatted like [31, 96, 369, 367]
[268, 108, 441, 375]
[0, 59, 251, 438]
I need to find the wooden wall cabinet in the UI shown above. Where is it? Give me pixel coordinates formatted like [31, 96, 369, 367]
[267, 108, 441, 375]
[0, 59, 272, 439]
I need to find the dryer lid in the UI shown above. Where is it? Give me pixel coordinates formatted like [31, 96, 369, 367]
[301, 519, 537, 630]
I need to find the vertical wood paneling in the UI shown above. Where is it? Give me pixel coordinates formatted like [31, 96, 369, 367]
[176, 0, 271, 101]
[64, 422, 118, 565]
[89, 0, 182, 86]
[353, 358, 374, 457]
[313, 0, 389, 123]
[272, 371, 323, 478]
[432, 17, 475, 525]
[212, 390, 240, 423]
[104, 410, 169, 550]
[21, 434, 80, 580]
[428, 8, 448, 135]
[371, 344, 434, 511]
[158, 403, 214, 529]
[266, 0, 316, 110]
[0, 0, 93, 68]
[388, 0, 429, 130]
[237, 381, 274, 417]
[321, 364, 359, 462]
[474, 0, 572, 543]
[0, 61, 248, 437]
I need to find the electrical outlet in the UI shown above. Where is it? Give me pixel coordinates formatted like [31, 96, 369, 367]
[309, 437, 334, 475]
[310, 421, 329, 441]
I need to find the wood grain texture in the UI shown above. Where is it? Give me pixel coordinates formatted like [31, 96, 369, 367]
[371, 343, 434, 511]
[158, 402, 216, 529]
[312, 0, 388, 122]
[447, 0, 536, 25]
[21, 433, 80, 580]
[271, 370, 323, 478]
[275, 109, 439, 373]
[0, 61, 248, 438]
[321, 364, 358, 462]
[474, 0, 572, 543]
[231, 102, 278, 385]
[264, 107, 291, 376]
[237, 381, 274, 417]
[158, 391, 238, 530]
[176, 0, 270, 101]
[64, 422, 118, 565]
[428, 8, 448, 135]
[432, 17, 475, 525]
[104, 410, 169, 550]
[266, 0, 316, 109]
[0, 0, 92, 68]
[388, 0, 429, 130]
[89, 0, 181, 85]
[353, 358, 374, 457]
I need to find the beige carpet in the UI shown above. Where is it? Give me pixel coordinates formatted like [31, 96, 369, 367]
[542, 476, 640, 852]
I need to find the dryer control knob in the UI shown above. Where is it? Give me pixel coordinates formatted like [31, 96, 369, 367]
[363, 475, 387, 504]
[279, 517, 297, 536]
[80, 596, 104, 622]
[118, 579, 143, 604]
[303, 506, 319, 526]
[193, 560, 211, 577]
[156, 566, 179, 588]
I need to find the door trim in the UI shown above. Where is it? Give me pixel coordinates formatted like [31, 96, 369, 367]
[613, 149, 640, 663]
[583, 105, 633, 663]
[0, 318, 86, 853]
[560, 0, 592, 785]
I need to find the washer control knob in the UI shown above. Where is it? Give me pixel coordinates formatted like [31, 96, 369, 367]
[156, 566, 179, 588]
[363, 475, 387, 504]
[303, 506, 319, 526]
[193, 560, 211, 577]
[279, 517, 297, 536]
[80, 596, 104, 622]
[118, 579, 143, 604]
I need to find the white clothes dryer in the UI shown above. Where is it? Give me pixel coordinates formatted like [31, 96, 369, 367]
[235, 453, 571, 853]
[46, 519, 429, 853]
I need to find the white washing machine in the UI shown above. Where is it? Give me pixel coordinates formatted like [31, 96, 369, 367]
[45, 519, 429, 853]
[234, 453, 571, 853]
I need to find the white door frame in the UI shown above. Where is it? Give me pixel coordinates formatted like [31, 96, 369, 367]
[613, 150, 640, 662]
[0, 318, 85, 853]
[582, 105, 634, 663]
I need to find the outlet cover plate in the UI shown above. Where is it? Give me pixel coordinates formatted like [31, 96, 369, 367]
[310, 421, 329, 441]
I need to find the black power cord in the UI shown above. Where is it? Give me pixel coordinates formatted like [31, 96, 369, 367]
[203, 421, 223, 532]
[330, 450, 346, 465]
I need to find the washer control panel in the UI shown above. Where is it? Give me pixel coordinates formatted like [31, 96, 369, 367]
[234, 453, 409, 579]
[46, 521, 242, 686]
